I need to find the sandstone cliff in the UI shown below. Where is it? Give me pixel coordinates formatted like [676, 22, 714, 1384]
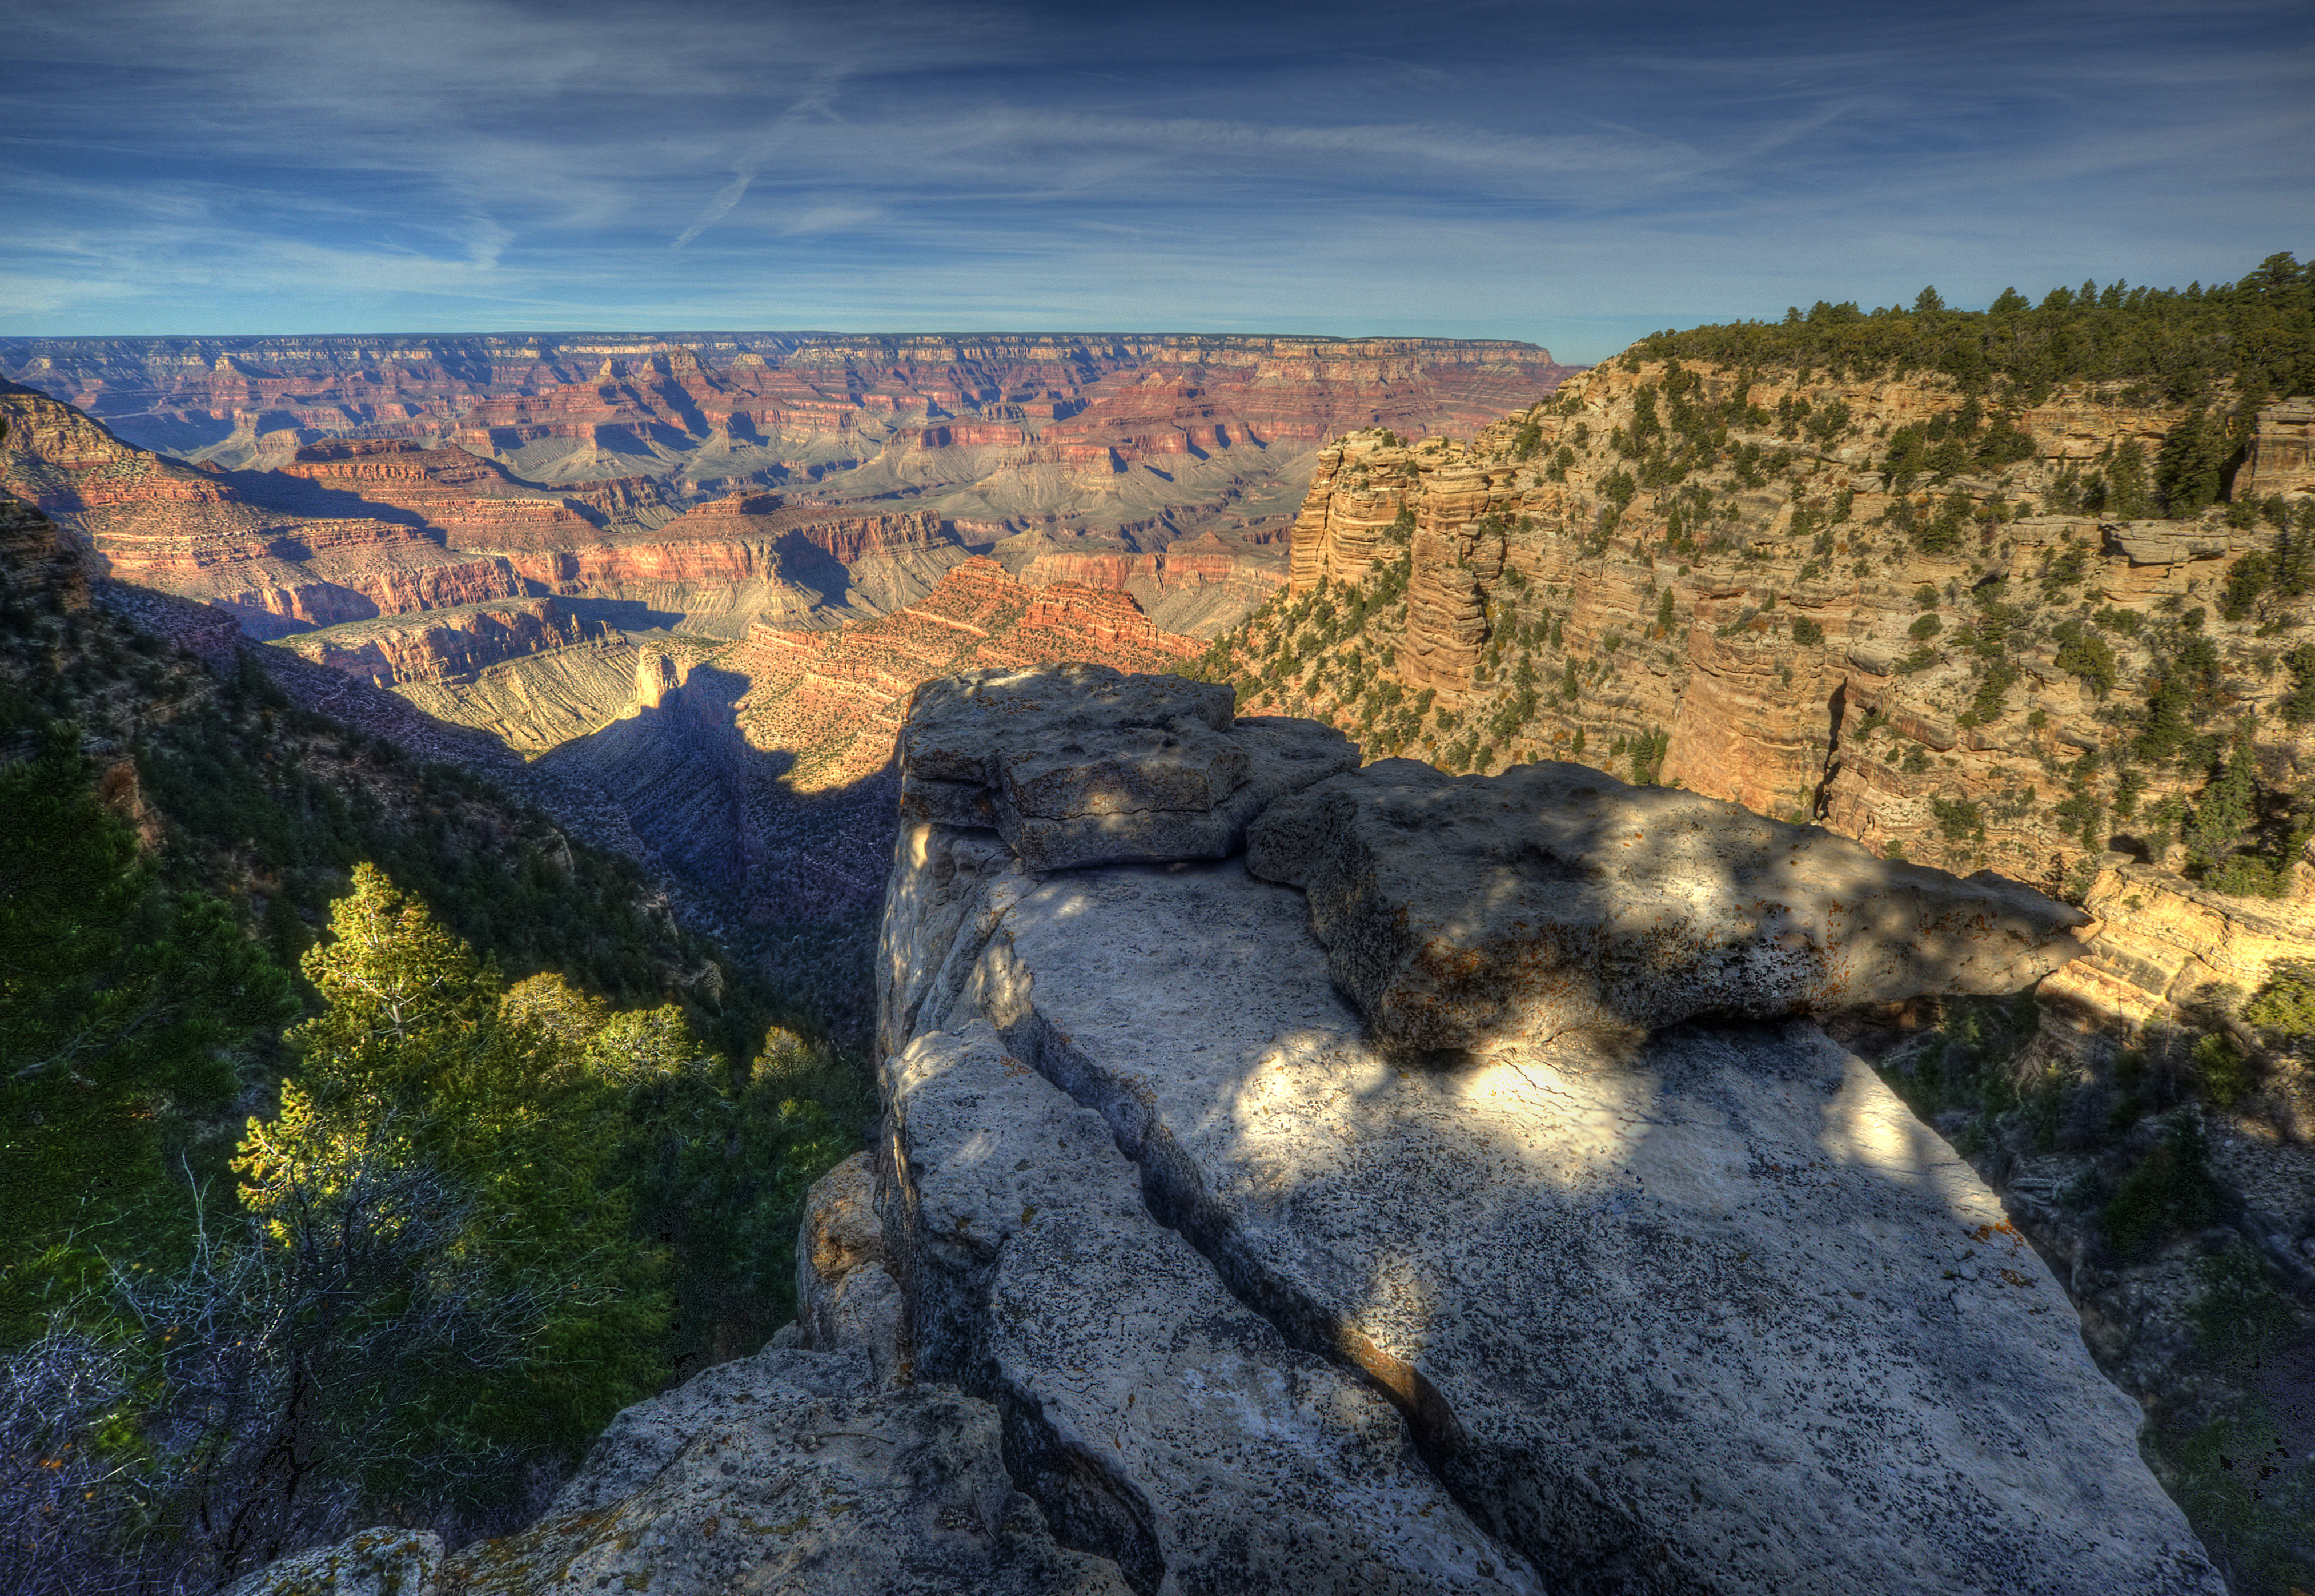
[1229, 362, 2315, 1043]
[0, 335, 1573, 604]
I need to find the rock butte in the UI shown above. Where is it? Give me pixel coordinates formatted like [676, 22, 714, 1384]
[257, 666, 2226, 1596]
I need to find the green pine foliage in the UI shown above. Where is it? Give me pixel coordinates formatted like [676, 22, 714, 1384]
[0, 487, 869, 1578]
[1635, 254, 2315, 401]
[0, 723, 297, 1340]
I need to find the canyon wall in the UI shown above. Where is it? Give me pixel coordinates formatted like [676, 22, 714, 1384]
[0, 333, 1578, 481]
[1240, 364, 2315, 1041]
[1, 335, 1571, 719]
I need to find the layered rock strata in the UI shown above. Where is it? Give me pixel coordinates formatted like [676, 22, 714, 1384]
[268, 598, 607, 686]
[0, 337, 1571, 655]
[1244, 367, 2315, 1038]
[723, 558, 1203, 795]
[2, 334, 1576, 482]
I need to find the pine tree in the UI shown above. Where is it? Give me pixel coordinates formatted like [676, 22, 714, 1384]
[2154, 407, 2228, 516]
[2107, 439, 2156, 519]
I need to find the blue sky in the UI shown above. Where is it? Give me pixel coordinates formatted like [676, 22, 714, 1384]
[3, 0, 2308, 361]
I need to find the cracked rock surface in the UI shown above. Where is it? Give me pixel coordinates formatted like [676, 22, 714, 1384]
[222, 1529, 444, 1596]
[1246, 757, 2092, 1048]
[896, 664, 1357, 870]
[880, 839, 2218, 1594]
[883, 1017, 1541, 1595]
[438, 1344, 1130, 1596]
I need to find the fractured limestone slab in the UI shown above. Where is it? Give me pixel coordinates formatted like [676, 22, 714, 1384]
[886, 839, 2221, 1595]
[1246, 757, 2091, 1048]
[882, 1017, 1540, 1595]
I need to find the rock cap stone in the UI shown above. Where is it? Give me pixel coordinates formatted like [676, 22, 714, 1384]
[1247, 757, 2091, 1047]
[898, 665, 1357, 870]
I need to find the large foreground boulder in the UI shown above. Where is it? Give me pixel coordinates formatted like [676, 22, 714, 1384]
[860, 668, 2214, 1595]
[1247, 757, 2092, 1048]
[878, 834, 2219, 1594]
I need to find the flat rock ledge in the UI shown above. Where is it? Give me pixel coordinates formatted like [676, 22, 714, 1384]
[1246, 757, 2093, 1048]
[897, 663, 1358, 869]
[871, 827, 2219, 1595]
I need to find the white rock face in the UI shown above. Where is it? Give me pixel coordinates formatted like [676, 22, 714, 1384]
[862, 673, 2221, 1595]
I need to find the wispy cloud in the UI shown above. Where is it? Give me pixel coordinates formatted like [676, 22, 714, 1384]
[0, 0, 2306, 358]
[672, 171, 757, 250]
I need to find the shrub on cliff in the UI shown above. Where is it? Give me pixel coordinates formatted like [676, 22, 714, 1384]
[2052, 620, 2118, 696]
[2101, 1114, 2228, 1259]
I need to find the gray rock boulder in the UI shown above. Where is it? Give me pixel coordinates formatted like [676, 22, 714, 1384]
[457, 1342, 1130, 1595]
[896, 665, 1357, 869]
[878, 818, 2222, 1594]
[222, 1529, 443, 1596]
[795, 1149, 904, 1386]
[1246, 757, 2091, 1048]
[885, 1018, 1543, 1595]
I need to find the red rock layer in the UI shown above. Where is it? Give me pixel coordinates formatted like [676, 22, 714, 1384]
[1, 334, 1578, 476]
[724, 557, 1198, 791]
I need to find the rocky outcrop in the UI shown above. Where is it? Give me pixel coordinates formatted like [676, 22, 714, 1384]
[896, 664, 1357, 869]
[2242, 399, 2315, 500]
[793, 1151, 904, 1388]
[1247, 757, 2089, 1047]
[860, 669, 2217, 1595]
[269, 598, 607, 686]
[437, 1344, 1130, 1595]
[222, 1528, 444, 1596]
